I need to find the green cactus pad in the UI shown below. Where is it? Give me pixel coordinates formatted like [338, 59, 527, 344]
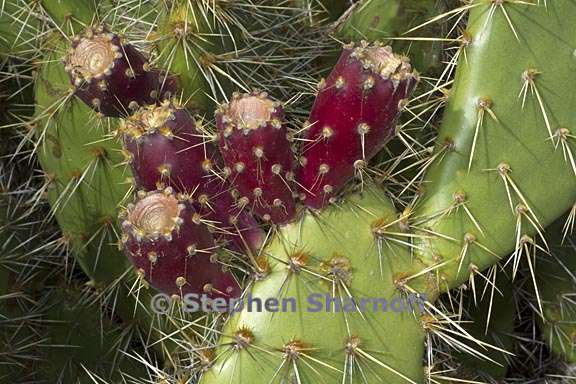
[35, 36, 132, 284]
[201, 184, 431, 383]
[40, 0, 97, 35]
[414, 0, 576, 289]
[155, 0, 228, 112]
[0, 0, 40, 56]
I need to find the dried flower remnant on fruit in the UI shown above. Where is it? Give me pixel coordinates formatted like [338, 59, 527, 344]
[64, 26, 176, 117]
[228, 95, 274, 130]
[216, 92, 297, 224]
[128, 192, 180, 237]
[122, 101, 264, 253]
[120, 189, 240, 299]
[68, 34, 118, 80]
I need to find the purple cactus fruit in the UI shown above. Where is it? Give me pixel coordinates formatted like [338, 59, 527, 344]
[121, 101, 264, 254]
[298, 42, 418, 209]
[64, 26, 176, 117]
[119, 188, 241, 299]
[216, 91, 297, 224]
[198, 183, 265, 256]
[121, 100, 213, 193]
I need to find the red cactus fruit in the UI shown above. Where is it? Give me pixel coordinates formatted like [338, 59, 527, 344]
[197, 183, 265, 256]
[298, 42, 418, 209]
[216, 92, 297, 224]
[121, 101, 264, 254]
[64, 26, 176, 117]
[119, 188, 241, 299]
[121, 101, 213, 193]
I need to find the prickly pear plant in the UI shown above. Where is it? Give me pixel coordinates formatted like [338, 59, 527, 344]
[199, 1, 576, 383]
[201, 184, 431, 383]
[28, 2, 197, 369]
[3, 0, 576, 382]
[35, 38, 138, 305]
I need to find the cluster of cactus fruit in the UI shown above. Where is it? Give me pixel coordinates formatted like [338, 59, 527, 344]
[64, 24, 417, 299]
[2, 0, 576, 383]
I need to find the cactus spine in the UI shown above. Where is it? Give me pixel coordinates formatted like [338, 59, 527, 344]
[537, 216, 576, 363]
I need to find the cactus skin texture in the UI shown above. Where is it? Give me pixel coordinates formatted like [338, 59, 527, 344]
[119, 188, 241, 299]
[121, 101, 264, 253]
[413, 1, 576, 289]
[201, 184, 430, 384]
[65, 26, 176, 117]
[217, 92, 297, 224]
[9, 0, 576, 381]
[299, 43, 417, 209]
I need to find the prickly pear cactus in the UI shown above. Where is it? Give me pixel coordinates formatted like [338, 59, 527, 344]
[200, 1, 576, 383]
[2, 0, 576, 382]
